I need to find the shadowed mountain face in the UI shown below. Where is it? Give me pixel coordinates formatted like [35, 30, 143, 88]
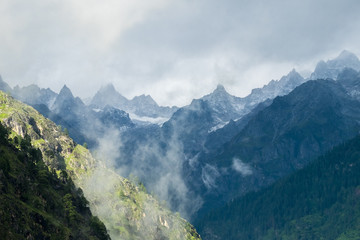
[111, 69, 307, 219]
[114, 60, 359, 220]
[49, 85, 134, 147]
[158, 70, 306, 158]
[189, 73, 360, 221]
[197, 134, 360, 240]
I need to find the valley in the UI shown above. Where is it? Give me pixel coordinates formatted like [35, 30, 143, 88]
[1, 50, 360, 239]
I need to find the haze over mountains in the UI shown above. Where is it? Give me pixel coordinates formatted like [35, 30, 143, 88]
[0, 90, 201, 240]
[310, 50, 360, 80]
[2, 50, 360, 239]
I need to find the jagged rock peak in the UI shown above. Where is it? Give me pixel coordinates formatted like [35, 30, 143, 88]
[280, 69, 304, 82]
[58, 84, 74, 98]
[336, 50, 359, 61]
[99, 83, 117, 93]
[329, 50, 360, 69]
[214, 84, 227, 93]
[208, 84, 231, 98]
[132, 94, 153, 100]
[287, 68, 299, 77]
[132, 94, 158, 106]
[310, 50, 360, 80]
[92, 83, 128, 102]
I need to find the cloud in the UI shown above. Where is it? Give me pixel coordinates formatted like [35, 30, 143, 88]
[201, 164, 220, 189]
[1, 0, 360, 106]
[232, 158, 252, 176]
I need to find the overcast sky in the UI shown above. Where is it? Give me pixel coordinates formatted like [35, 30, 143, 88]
[1, 0, 360, 106]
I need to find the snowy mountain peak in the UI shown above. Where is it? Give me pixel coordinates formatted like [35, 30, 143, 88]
[336, 50, 359, 62]
[203, 84, 232, 101]
[91, 83, 128, 108]
[280, 69, 304, 85]
[131, 94, 158, 107]
[310, 50, 360, 80]
[206, 84, 231, 100]
[214, 84, 227, 93]
[99, 83, 117, 94]
[329, 50, 360, 69]
[287, 68, 300, 77]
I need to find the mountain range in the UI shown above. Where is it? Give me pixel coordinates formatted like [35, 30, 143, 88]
[1, 50, 360, 239]
[114, 51, 360, 221]
[189, 70, 360, 220]
[90, 83, 178, 123]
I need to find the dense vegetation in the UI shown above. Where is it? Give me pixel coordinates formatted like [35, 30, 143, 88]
[197, 134, 360, 240]
[0, 122, 109, 239]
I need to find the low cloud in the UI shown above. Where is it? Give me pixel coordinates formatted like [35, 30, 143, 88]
[232, 158, 253, 176]
[201, 164, 220, 189]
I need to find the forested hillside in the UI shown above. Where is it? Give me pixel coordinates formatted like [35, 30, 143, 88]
[197, 134, 360, 240]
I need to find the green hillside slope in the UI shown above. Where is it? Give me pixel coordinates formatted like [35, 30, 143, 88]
[0, 91, 201, 240]
[0, 122, 109, 239]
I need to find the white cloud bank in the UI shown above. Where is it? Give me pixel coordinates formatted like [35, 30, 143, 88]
[1, 0, 360, 106]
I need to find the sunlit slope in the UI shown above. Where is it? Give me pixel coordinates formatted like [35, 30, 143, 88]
[0, 91, 201, 240]
[0, 122, 109, 240]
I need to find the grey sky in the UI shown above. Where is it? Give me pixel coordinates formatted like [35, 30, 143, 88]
[1, 0, 360, 106]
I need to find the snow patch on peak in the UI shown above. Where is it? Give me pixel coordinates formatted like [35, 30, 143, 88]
[208, 121, 229, 133]
[129, 113, 169, 125]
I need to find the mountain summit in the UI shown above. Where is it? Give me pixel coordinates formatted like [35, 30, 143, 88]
[212, 84, 227, 93]
[52, 85, 85, 114]
[91, 83, 128, 108]
[58, 84, 74, 99]
[310, 50, 360, 80]
[90, 84, 178, 122]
